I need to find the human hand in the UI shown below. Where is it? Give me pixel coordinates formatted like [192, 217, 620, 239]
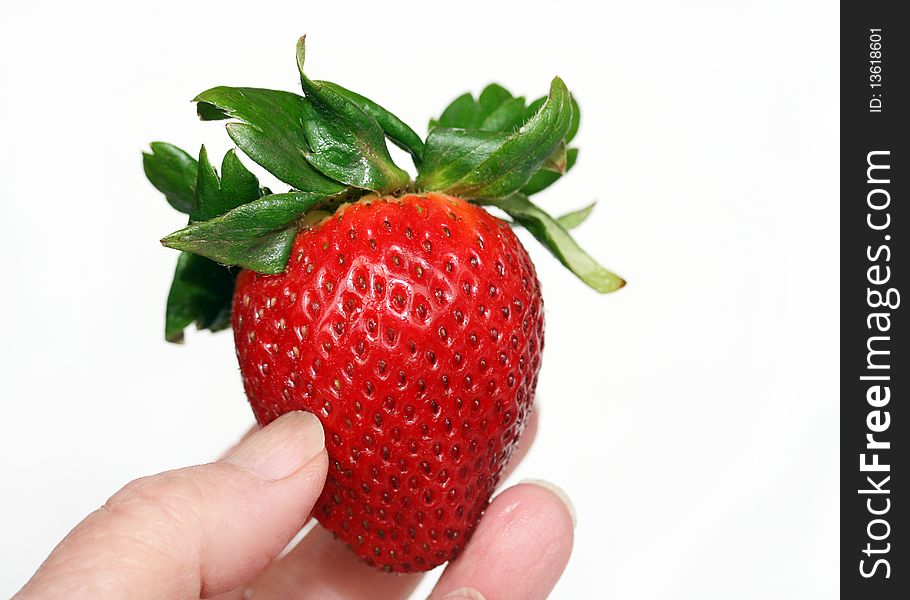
[15, 410, 574, 600]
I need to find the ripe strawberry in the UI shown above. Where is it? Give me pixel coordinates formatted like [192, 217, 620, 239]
[231, 193, 542, 570]
[144, 37, 623, 572]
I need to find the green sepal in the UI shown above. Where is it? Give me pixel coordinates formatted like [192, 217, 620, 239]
[159, 147, 266, 342]
[483, 194, 624, 293]
[528, 94, 579, 143]
[142, 142, 198, 214]
[432, 92, 477, 129]
[526, 96, 545, 119]
[521, 147, 578, 195]
[567, 96, 581, 143]
[196, 102, 229, 121]
[161, 192, 329, 274]
[522, 94, 579, 193]
[430, 84, 521, 131]
[539, 141, 568, 174]
[556, 201, 596, 230]
[431, 83, 576, 137]
[416, 127, 505, 188]
[417, 77, 573, 200]
[476, 84, 512, 123]
[320, 81, 425, 166]
[192, 146, 261, 222]
[429, 86, 581, 196]
[479, 96, 527, 132]
[165, 253, 236, 343]
[194, 86, 346, 195]
[295, 38, 410, 193]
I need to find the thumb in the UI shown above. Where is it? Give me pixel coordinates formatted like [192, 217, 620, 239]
[17, 411, 327, 600]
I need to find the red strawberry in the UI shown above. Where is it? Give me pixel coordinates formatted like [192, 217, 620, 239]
[230, 193, 543, 571]
[146, 37, 623, 573]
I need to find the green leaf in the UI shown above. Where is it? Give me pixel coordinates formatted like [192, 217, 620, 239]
[220, 149, 261, 208]
[161, 192, 328, 274]
[165, 252, 236, 343]
[556, 202, 596, 230]
[142, 142, 198, 214]
[416, 128, 508, 188]
[476, 83, 513, 125]
[434, 93, 478, 129]
[528, 94, 579, 142]
[526, 96, 546, 119]
[191, 146, 262, 222]
[521, 147, 578, 195]
[539, 141, 568, 173]
[484, 194, 624, 293]
[520, 94, 578, 194]
[295, 38, 410, 193]
[194, 86, 346, 195]
[320, 81, 425, 166]
[566, 96, 581, 143]
[430, 84, 518, 131]
[196, 102, 229, 121]
[416, 77, 574, 200]
[161, 147, 264, 342]
[479, 96, 527, 132]
[427, 86, 580, 196]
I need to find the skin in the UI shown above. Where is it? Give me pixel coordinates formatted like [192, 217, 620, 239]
[15, 408, 574, 600]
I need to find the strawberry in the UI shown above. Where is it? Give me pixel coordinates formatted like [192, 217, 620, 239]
[144, 37, 624, 572]
[231, 193, 542, 570]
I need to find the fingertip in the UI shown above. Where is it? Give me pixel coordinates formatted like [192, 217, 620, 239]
[430, 481, 576, 600]
[442, 587, 487, 600]
[517, 479, 576, 528]
[223, 411, 325, 481]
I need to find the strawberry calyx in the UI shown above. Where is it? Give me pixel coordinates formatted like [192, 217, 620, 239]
[144, 36, 624, 342]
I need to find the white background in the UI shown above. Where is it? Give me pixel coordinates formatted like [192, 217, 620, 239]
[0, 1, 838, 598]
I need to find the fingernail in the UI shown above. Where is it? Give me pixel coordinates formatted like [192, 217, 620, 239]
[224, 412, 324, 480]
[520, 479, 577, 528]
[442, 588, 486, 600]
